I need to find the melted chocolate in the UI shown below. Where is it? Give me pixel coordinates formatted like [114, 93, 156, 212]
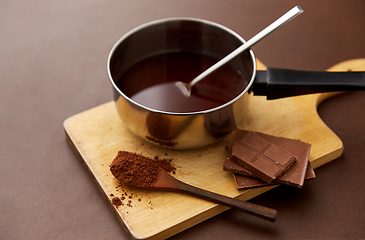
[116, 52, 249, 113]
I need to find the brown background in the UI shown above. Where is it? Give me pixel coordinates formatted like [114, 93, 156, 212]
[1, 0, 364, 239]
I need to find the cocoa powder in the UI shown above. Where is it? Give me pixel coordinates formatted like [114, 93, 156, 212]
[153, 156, 176, 174]
[110, 151, 176, 188]
[112, 196, 123, 207]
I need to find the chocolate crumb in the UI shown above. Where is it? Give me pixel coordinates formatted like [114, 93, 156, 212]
[112, 197, 123, 208]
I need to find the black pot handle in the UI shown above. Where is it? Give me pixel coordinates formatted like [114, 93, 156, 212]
[253, 67, 365, 99]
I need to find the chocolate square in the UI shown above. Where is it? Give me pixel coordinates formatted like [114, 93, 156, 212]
[224, 129, 313, 189]
[230, 131, 296, 183]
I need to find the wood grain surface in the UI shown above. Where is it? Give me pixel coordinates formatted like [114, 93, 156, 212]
[63, 59, 365, 239]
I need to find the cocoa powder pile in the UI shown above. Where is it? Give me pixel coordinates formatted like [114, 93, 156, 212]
[110, 151, 176, 188]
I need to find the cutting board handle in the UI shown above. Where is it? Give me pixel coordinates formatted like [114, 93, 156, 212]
[254, 67, 365, 99]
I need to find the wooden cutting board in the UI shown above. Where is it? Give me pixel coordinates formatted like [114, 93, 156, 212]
[64, 59, 365, 240]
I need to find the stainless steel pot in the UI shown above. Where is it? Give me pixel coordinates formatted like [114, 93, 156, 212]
[108, 18, 256, 149]
[108, 18, 365, 149]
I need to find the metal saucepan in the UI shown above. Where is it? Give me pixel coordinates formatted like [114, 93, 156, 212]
[107, 18, 365, 149]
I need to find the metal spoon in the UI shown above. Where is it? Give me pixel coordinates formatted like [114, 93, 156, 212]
[176, 5, 303, 97]
[120, 167, 278, 222]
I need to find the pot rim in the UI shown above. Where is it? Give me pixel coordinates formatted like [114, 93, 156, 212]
[107, 17, 257, 116]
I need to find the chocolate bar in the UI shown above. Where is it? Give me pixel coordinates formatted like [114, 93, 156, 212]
[224, 129, 313, 189]
[230, 131, 296, 183]
[233, 162, 315, 190]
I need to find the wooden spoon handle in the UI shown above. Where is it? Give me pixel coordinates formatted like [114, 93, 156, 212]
[174, 180, 277, 222]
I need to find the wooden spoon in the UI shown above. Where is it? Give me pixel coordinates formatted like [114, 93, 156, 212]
[122, 167, 277, 222]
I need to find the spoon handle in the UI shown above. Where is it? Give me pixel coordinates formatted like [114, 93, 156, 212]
[189, 5, 303, 87]
[173, 178, 278, 222]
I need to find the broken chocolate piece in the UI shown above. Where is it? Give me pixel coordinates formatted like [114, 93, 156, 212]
[230, 131, 296, 183]
[224, 129, 313, 189]
[233, 162, 315, 190]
